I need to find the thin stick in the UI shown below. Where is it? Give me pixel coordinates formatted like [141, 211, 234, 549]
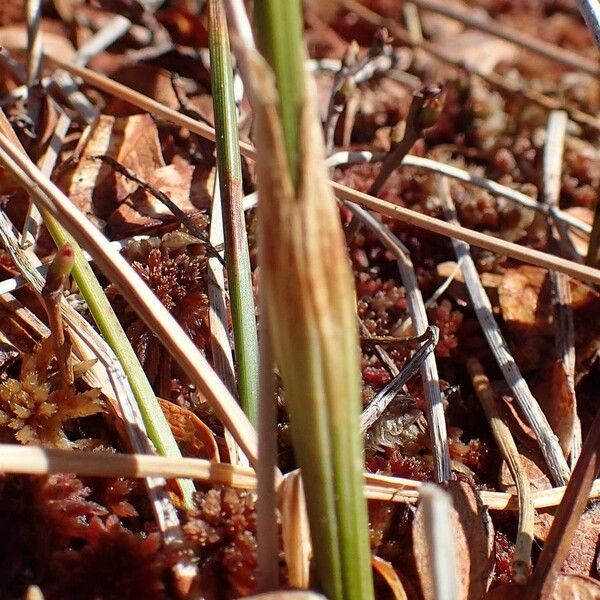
[409, 0, 600, 77]
[575, 0, 600, 48]
[41, 243, 75, 386]
[0, 442, 597, 511]
[0, 130, 259, 467]
[369, 85, 442, 196]
[257, 310, 280, 592]
[338, 0, 600, 132]
[21, 111, 71, 250]
[525, 409, 600, 599]
[326, 150, 590, 235]
[467, 358, 533, 584]
[347, 201, 451, 482]
[26, 0, 43, 134]
[437, 177, 569, 485]
[542, 110, 581, 464]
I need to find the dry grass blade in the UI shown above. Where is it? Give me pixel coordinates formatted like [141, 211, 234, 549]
[467, 358, 533, 583]
[0, 130, 259, 466]
[279, 471, 312, 590]
[207, 176, 249, 467]
[413, 484, 459, 600]
[326, 151, 590, 235]
[0, 442, 598, 510]
[525, 408, 600, 599]
[26, 0, 43, 132]
[437, 176, 570, 486]
[21, 111, 71, 250]
[542, 110, 581, 464]
[409, 0, 600, 76]
[334, 181, 600, 287]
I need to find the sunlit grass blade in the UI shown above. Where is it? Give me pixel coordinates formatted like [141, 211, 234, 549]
[246, 2, 375, 597]
[208, 0, 259, 425]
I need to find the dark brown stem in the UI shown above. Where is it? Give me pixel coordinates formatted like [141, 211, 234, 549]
[368, 84, 443, 197]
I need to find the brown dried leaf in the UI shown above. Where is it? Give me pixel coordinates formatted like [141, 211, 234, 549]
[448, 480, 495, 599]
[532, 361, 576, 456]
[534, 503, 600, 576]
[498, 266, 600, 372]
[158, 398, 219, 461]
[372, 555, 409, 600]
[413, 481, 494, 600]
[551, 574, 600, 599]
[57, 114, 165, 220]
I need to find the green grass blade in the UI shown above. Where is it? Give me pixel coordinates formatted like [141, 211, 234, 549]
[253, 0, 304, 186]
[208, 0, 259, 426]
[42, 209, 195, 507]
[251, 2, 375, 597]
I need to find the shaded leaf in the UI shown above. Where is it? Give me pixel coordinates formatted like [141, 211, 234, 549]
[498, 266, 600, 372]
[532, 361, 576, 457]
[57, 114, 165, 220]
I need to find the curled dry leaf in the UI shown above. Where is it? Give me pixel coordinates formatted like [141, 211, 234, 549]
[372, 555, 409, 600]
[413, 480, 494, 600]
[498, 266, 600, 373]
[158, 398, 219, 461]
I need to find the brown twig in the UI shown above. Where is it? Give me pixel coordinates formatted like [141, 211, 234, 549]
[467, 358, 534, 583]
[525, 408, 600, 599]
[369, 84, 443, 196]
[41, 243, 75, 386]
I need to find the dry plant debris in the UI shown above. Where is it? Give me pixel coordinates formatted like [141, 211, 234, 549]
[0, 0, 598, 598]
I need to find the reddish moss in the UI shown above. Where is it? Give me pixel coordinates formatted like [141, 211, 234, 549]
[48, 516, 167, 600]
[183, 487, 258, 597]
